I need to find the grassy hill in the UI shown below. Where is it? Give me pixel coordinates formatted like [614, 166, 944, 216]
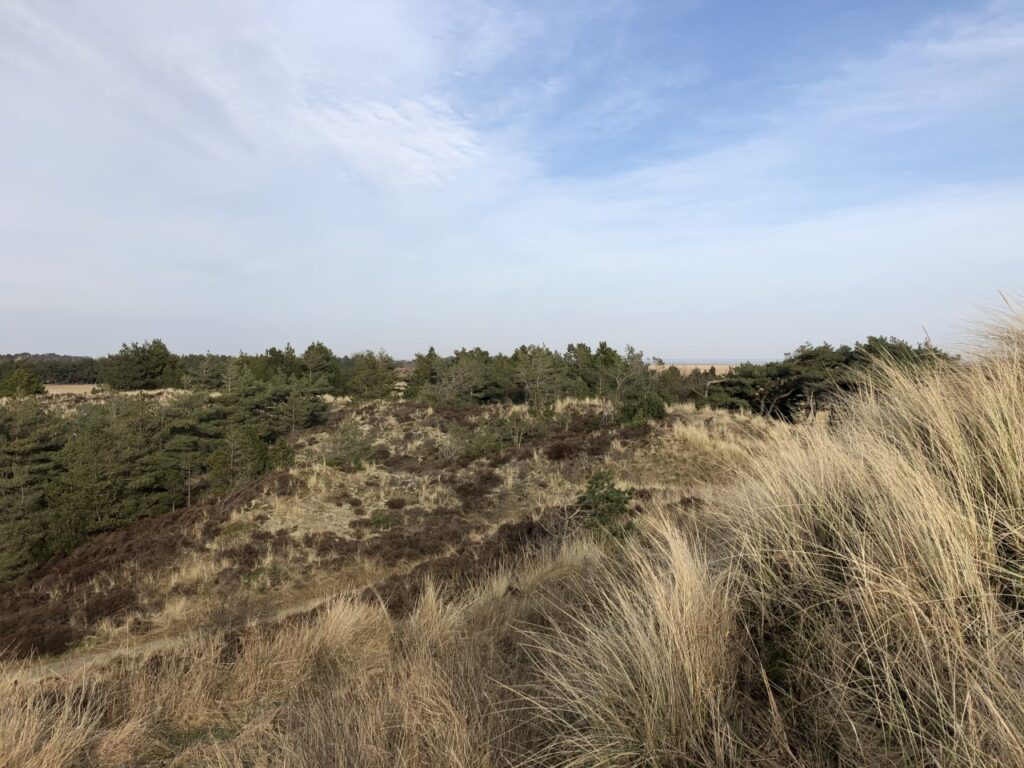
[3, 317, 1024, 766]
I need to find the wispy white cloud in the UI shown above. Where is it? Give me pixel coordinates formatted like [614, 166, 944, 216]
[300, 99, 484, 186]
[801, 4, 1024, 129]
[0, 1, 1022, 357]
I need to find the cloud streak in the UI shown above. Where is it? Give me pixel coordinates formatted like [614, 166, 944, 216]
[0, 0, 1022, 358]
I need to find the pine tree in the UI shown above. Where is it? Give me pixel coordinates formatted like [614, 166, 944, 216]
[512, 345, 569, 410]
[99, 339, 181, 390]
[0, 400, 66, 579]
[48, 397, 183, 552]
[406, 347, 446, 399]
[207, 425, 270, 492]
[347, 351, 398, 399]
[182, 353, 227, 391]
[157, 392, 222, 507]
[302, 341, 340, 393]
[565, 342, 599, 397]
[0, 364, 46, 397]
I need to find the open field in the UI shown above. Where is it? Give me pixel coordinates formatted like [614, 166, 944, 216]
[43, 383, 97, 395]
[4, 318, 1024, 766]
[649, 362, 735, 375]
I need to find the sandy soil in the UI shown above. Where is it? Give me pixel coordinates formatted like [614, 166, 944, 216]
[44, 383, 97, 395]
[648, 363, 734, 375]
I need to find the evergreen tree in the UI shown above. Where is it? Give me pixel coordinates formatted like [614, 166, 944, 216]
[301, 341, 341, 393]
[48, 398, 180, 552]
[655, 365, 718, 403]
[406, 347, 446, 399]
[512, 345, 569, 410]
[609, 348, 666, 424]
[347, 351, 397, 399]
[279, 378, 329, 433]
[0, 364, 46, 397]
[594, 342, 625, 397]
[702, 337, 955, 421]
[246, 344, 304, 382]
[208, 425, 272, 492]
[564, 343, 599, 397]
[181, 353, 228, 391]
[99, 339, 182, 390]
[0, 400, 66, 579]
[157, 392, 223, 507]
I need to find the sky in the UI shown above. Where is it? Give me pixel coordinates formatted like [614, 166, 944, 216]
[1, 0, 1022, 360]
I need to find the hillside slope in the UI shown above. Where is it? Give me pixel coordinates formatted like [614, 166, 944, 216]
[5, 319, 1022, 766]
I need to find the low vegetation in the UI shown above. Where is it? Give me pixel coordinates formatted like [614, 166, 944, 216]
[4, 317, 1018, 766]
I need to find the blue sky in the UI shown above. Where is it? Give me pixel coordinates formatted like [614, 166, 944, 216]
[1, 0, 1022, 359]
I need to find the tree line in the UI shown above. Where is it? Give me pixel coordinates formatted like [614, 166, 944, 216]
[1, 334, 951, 581]
[3, 335, 952, 422]
[0, 353, 97, 386]
[698, 336, 953, 421]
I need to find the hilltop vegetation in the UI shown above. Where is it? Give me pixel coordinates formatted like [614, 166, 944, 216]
[2, 334, 947, 414]
[0, 334, 945, 587]
[701, 336, 953, 420]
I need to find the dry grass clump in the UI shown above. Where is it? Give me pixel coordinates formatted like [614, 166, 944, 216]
[713, 337, 1024, 766]
[524, 518, 739, 767]
[524, 314, 1024, 767]
[0, 541, 605, 767]
[612, 410, 773, 490]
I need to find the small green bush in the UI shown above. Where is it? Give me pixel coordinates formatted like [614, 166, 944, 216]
[578, 470, 635, 530]
[325, 420, 373, 470]
[368, 511, 395, 529]
[445, 412, 553, 460]
[614, 390, 666, 425]
[459, 423, 506, 459]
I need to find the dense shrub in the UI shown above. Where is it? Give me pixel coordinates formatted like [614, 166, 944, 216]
[346, 351, 398, 399]
[578, 470, 635, 530]
[324, 420, 374, 470]
[615, 389, 667, 425]
[0, 354, 97, 384]
[98, 339, 182, 391]
[0, 364, 46, 397]
[442, 410, 554, 460]
[702, 336, 954, 421]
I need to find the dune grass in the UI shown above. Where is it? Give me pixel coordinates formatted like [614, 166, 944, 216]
[6, 316, 1024, 766]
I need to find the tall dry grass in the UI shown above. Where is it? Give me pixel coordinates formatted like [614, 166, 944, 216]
[528, 314, 1024, 767]
[6, 315, 1024, 766]
[0, 539, 606, 767]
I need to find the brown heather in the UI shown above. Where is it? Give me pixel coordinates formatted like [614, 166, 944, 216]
[5, 315, 1024, 766]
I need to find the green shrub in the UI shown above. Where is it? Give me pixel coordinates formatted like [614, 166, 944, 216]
[368, 511, 395, 530]
[325, 420, 373, 470]
[445, 411, 555, 460]
[98, 339, 182, 391]
[0, 365, 45, 397]
[615, 390, 666, 425]
[447, 422, 505, 460]
[578, 470, 635, 530]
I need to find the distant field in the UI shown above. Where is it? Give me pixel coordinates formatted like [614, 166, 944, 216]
[44, 383, 96, 395]
[649, 362, 734, 376]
